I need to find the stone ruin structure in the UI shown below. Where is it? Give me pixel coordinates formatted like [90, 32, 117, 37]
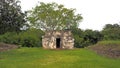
[42, 30, 74, 49]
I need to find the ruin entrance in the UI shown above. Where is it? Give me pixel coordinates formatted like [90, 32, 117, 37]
[56, 38, 61, 48]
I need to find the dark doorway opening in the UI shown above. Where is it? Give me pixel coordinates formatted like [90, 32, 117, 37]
[56, 38, 61, 48]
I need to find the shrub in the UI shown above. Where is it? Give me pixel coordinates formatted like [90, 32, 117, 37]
[0, 32, 19, 44]
[0, 29, 44, 47]
[72, 28, 102, 48]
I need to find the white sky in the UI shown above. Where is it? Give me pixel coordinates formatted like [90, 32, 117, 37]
[20, 0, 120, 31]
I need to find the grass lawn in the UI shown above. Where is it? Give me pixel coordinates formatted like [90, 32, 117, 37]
[0, 47, 120, 68]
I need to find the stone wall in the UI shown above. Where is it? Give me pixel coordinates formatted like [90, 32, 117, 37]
[42, 30, 74, 49]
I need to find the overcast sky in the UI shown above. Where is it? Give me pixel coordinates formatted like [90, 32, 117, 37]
[20, 0, 120, 31]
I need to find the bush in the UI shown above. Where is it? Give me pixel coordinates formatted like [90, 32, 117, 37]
[102, 24, 120, 40]
[72, 28, 102, 48]
[0, 32, 20, 44]
[74, 35, 84, 48]
[0, 29, 44, 47]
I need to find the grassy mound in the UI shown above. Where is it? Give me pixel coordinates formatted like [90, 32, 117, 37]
[89, 40, 120, 58]
[0, 43, 18, 52]
[0, 48, 120, 68]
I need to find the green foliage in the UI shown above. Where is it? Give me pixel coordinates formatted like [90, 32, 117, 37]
[0, 0, 26, 34]
[74, 35, 84, 48]
[0, 32, 19, 44]
[0, 48, 120, 68]
[71, 28, 102, 48]
[0, 29, 44, 47]
[71, 28, 84, 48]
[83, 29, 103, 45]
[19, 29, 44, 47]
[27, 2, 83, 31]
[102, 24, 120, 40]
[71, 23, 120, 48]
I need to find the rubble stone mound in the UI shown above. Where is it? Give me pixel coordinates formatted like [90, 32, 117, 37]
[0, 43, 18, 52]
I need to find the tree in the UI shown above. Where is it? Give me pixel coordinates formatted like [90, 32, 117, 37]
[71, 28, 84, 48]
[102, 23, 120, 40]
[27, 2, 83, 31]
[0, 0, 26, 34]
[83, 29, 103, 45]
[71, 28, 103, 48]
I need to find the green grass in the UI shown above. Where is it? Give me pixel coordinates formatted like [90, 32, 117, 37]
[97, 40, 120, 45]
[0, 47, 120, 68]
[96, 40, 120, 50]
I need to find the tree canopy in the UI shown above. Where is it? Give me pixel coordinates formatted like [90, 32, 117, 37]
[27, 2, 83, 31]
[0, 0, 26, 34]
[102, 23, 120, 40]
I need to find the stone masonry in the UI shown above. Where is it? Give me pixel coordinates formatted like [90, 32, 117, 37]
[42, 30, 74, 49]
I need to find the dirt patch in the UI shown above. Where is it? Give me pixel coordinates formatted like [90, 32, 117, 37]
[0, 43, 19, 52]
[88, 44, 120, 58]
